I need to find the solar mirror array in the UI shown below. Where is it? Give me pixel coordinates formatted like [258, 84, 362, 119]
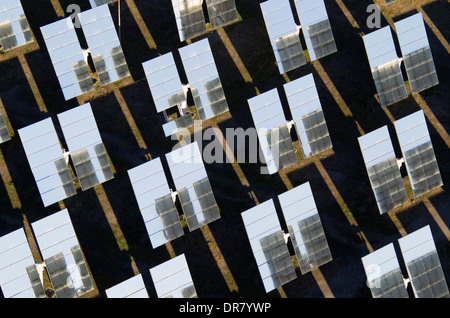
[0, 210, 94, 298]
[394, 13, 439, 94]
[293, 0, 337, 61]
[278, 182, 332, 275]
[128, 157, 183, 249]
[362, 226, 449, 298]
[283, 73, 332, 158]
[128, 142, 220, 249]
[241, 199, 296, 293]
[362, 13, 438, 107]
[40, 4, 130, 101]
[57, 103, 114, 191]
[40, 17, 95, 101]
[241, 182, 331, 292]
[247, 88, 297, 175]
[398, 226, 449, 298]
[31, 209, 94, 298]
[362, 26, 407, 108]
[260, 0, 337, 74]
[18, 103, 113, 207]
[171, 0, 238, 42]
[0, 0, 33, 51]
[105, 254, 197, 298]
[247, 73, 332, 174]
[361, 243, 409, 298]
[358, 126, 408, 215]
[143, 38, 229, 137]
[358, 110, 442, 214]
[260, 0, 306, 74]
[166, 142, 221, 232]
[393, 110, 442, 197]
[78, 4, 130, 86]
[1, 0, 447, 300]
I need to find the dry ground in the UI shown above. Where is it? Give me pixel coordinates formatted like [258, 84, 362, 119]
[0, 0, 449, 298]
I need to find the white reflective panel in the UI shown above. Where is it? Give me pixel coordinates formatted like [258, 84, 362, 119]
[0, 228, 36, 298]
[395, 13, 429, 56]
[394, 110, 430, 153]
[58, 103, 114, 190]
[241, 199, 295, 293]
[363, 26, 408, 107]
[166, 141, 220, 231]
[40, 18, 94, 101]
[260, 0, 305, 73]
[293, 0, 337, 61]
[283, 73, 332, 158]
[399, 226, 436, 264]
[150, 254, 197, 298]
[166, 141, 206, 195]
[172, 0, 206, 42]
[78, 4, 130, 86]
[247, 88, 292, 174]
[394, 13, 438, 93]
[358, 126, 408, 214]
[394, 110, 442, 197]
[89, 0, 116, 8]
[398, 225, 449, 298]
[278, 182, 332, 274]
[363, 26, 398, 70]
[105, 274, 148, 298]
[0, 0, 33, 51]
[18, 118, 75, 207]
[32, 209, 76, 259]
[32, 209, 92, 298]
[179, 38, 229, 121]
[128, 158, 178, 249]
[361, 243, 409, 298]
[143, 52, 185, 113]
[358, 126, 394, 167]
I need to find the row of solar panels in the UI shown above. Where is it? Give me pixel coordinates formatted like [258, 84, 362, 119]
[358, 109, 443, 215]
[362, 12, 439, 107]
[17, 103, 221, 248]
[362, 225, 449, 298]
[0, 209, 197, 298]
[1, 1, 239, 102]
[2, 190, 447, 298]
[242, 181, 332, 293]
[0, 209, 93, 298]
[143, 38, 229, 137]
[0, 0, 33, 51]
[0, 0, 239, 50]
[172, 0, 239, 42]
[92, 0, 240, 43]
[106, 253, 197, 298]
[17, 103, 114, 207]
[260, 0, 338, 74]
[248, 73, 333, 175]
[1, 0, 446, 298]
[40, 4, 130, 101]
